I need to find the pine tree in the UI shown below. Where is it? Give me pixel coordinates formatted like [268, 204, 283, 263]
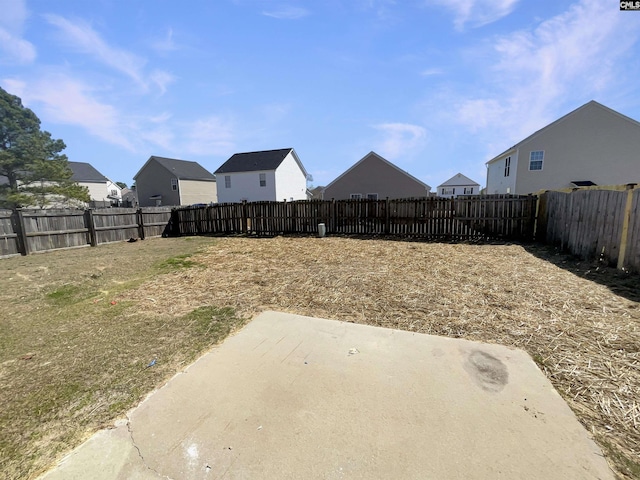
[0, 86, 90, 208]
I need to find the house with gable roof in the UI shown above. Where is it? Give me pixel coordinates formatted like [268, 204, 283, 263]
[68, 161, 121, 206]
[134, 156, 217, 207]
[486, 101, 640, 194]
[322, 151, 430, 200]
[436, 173, 480, 198]
[214, 148, 308, 203]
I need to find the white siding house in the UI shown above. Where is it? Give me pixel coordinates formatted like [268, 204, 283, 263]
[215, 148, 308, 203]
[69, 161, 121, 206]
[486, 101, 640, 194]
[436, 173, 480, 198]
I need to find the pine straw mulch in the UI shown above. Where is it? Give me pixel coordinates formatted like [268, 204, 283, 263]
[122, 236, 640, 477]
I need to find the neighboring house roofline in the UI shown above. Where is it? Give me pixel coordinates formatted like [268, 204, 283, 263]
[324, 151, 431, 191]
[68, 161, 109, 183]
[437, 173, 480, 188]
[214, 148, 307, 177]
[485, 100, 640, 166]
[133, 156, 216, 181]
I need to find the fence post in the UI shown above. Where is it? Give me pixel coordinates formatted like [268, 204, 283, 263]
[242, 200, 248, 233]
[11, 208, 29, 255]
[85, 208, 98, 246]
[385, 197, 390, 235]
[617, 183, 637, 270]
[137, 208, 146, 240]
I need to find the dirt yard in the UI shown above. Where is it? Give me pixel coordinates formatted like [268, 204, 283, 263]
[1, 235, 638, 479]
[124, 236, 640, 478]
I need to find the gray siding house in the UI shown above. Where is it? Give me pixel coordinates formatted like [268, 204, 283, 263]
[322, 151, 430, 200]
[486, 101, 640, 194]
[134, 156, 217, 207]
[436, 173, 480, 198]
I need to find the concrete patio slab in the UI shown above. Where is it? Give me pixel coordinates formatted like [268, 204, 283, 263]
[40, 311, 614, 479]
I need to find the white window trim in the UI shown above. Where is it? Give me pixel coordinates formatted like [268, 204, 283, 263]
[171, 178, 178, 191]
[224, 175, 231, 188]
[529, 150, 544, 171]
[504, 156, 511, 177]
[259, 173, 266, 187]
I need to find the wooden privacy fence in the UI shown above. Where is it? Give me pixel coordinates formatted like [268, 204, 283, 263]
[170, 195, 537, 241]
[537, 185, 639, 272]
[0, 207, 172, 257]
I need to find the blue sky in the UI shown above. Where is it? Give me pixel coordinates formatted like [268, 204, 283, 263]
[1, 0, 639, 190]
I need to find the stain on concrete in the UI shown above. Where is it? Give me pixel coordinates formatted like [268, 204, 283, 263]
[464, 350, 509, 392]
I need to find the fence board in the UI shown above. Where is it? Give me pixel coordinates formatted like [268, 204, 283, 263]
[540, 187, 639, 272]
[0, 207, 172, 256]
[0, 209, 20, 257]
[171, 196, 537, 242]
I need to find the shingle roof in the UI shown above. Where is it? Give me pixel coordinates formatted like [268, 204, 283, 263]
[215, 148, 297, 174]
[437, 173, 480, 188]
[68, 162, 108, 183]
[142, 156, 216, 181]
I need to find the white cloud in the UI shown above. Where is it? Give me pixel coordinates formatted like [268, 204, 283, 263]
[262, 6, 310, 19]
[3, 75, 135, 151]
[420, 67, 443, 77]
[150, 70, 176, 95]
[0, 29, 36, 64]
[151, 28, 178, 53]
[451, 0, 640, 153]
[44, 14, 174, 94]
[0, 0, 36, 64]
[183, 117, 236, 156]
[426, 0, 519, 30]
[373, 123, 427, 159]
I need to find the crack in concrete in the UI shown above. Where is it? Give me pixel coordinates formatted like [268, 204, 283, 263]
[126, 415, 174, 480]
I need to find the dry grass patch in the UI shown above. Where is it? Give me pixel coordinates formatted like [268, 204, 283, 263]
[0, 237, 246, 480]
[124, 236, 640, 478]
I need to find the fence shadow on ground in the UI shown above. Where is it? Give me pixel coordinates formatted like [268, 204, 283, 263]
[522, 243, 640, 304]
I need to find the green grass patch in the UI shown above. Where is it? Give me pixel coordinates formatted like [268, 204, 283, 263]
[46, 285, 91, 306]
[186, 306, 244, 340]
[155, 253, 200, 272]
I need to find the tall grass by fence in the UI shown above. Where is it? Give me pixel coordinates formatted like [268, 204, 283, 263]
[537, 185, 639, 272]
[170, 195, 538, 241]
[0, 207, 172, 257]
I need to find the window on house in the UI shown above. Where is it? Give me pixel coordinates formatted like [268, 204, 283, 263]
[463, 187, 473, 195]
[225, 175, 231, 188]
[171, 178, 177, 191]
[110, 189, 118, 196]
[259, 173, 266, 187]
[350, 193, 362, 199]
[367, 193, 378, 200]
[441, 187, 454, 195]
[529, 151, 544, 171]
[504, 156, 511, 177]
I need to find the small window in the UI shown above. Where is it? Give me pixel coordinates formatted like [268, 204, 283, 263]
[504, 156, 511, 177]
[171, 178, 177, 191]
[350, 193, 362, 199]
[110, 189, 118, 196]
[259, 173, 266, 187]
[367, 193, 378, 200]
[529, 151, 544, 171]
[441, 187, 454, 196]
[463, 187, 473, 195]
[225, 175, 231, 188]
